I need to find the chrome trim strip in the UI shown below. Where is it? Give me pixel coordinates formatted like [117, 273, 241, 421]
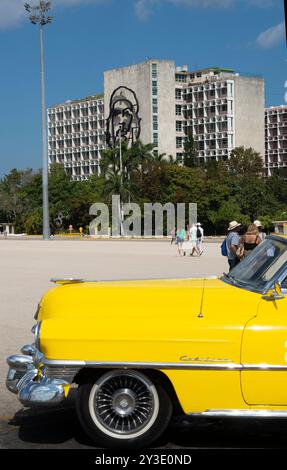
[43, 359, 287, 372]
[191, 409, 287, 418]
[50, 278, 85, 285]
[242, 364, 287, 371]
[44, 359, 243, 371]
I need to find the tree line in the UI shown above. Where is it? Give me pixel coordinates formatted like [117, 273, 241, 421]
[0, 142, 286, 235]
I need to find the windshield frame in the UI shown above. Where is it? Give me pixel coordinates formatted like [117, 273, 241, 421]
[221, 235, 287, 294]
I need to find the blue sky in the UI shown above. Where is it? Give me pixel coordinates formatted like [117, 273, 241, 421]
[0, 0, 286, 176]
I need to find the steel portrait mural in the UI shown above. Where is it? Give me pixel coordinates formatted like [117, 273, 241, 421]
[106, 86, 141, 148]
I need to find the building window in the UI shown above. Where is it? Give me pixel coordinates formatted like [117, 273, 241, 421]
[74, 124, 81, 133]
[176, 105, 182, 116]
[81, 137, 89, 146]
[152, 63, 157, 78]
[175, 74, 186, 83]
[153, 133, 158, 145]
[175, 89, 182, 100]
[176, 121, 182, 132]
[153, 114, 158, 131]
[176, 137, 183, 148]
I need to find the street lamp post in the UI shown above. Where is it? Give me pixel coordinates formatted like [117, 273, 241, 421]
[118, 124, 124, 235]
[24, 1, 52, 240]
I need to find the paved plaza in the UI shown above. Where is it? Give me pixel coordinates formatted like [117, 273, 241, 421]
[0, 238, 226, 448]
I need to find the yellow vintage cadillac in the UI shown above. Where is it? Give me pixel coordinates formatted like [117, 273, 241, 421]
[6, 234, 287, 449]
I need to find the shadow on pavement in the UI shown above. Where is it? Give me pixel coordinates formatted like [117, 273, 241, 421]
[7, 406, 287, 449]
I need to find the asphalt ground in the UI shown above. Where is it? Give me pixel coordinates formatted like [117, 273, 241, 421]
[1, 239, 284, 453]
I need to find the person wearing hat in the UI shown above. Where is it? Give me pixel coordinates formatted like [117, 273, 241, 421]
[226, 220, 241, 271]
[253, 220, 266, 242]
[196, 223, 204, 256]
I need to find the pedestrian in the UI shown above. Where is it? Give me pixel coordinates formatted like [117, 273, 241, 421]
[196, 223, 204, 256]
[170, 227, 177, 245]
[226, 220, 242, 271]
[189, 224, 199, 256]
[238, 223, 261, 259]
[253, 220, 266, 242]
[177, 227, 186, 256]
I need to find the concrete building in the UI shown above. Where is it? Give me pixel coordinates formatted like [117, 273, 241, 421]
[48, 94, 105, 181]
[48, 60, 265, 180]
[104, 61, 265, 163]
[0, 223, 15, 236]
[265, 105, 287, 175]
[174, 66, 265, 163]
[104, 60, 176, 157]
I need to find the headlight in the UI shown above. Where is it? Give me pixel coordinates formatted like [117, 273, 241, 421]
[31, 322, 42, 350]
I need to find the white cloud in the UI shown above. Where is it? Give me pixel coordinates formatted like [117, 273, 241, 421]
[0, 0, 106, 31]
[0, 1, 26, 30]
[256, 22, 285, 49]
[134, 0, 234, 19]
[133, 0, 278, 20]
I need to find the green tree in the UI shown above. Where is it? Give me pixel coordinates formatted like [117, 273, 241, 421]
[0, 168, 35, 228]
[183, 132, 198, 168]
[226, 147, 264, 177]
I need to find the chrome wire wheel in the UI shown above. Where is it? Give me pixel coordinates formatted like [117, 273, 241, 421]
[88, 370, 159, 439]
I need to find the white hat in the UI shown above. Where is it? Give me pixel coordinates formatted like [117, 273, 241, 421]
[253, 220, 263, 228]
[228, 220, 241, 231]
[196, 223, 201, 226]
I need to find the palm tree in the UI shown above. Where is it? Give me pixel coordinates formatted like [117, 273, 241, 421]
[153, 153, 174, 164]
[103, 169, 137, 204]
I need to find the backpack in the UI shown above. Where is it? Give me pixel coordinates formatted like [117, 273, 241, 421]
[221, 238, 228, 257]
[196, 228, 201, 239]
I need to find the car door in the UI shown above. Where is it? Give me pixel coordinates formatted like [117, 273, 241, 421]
[241, 273, 287, 406]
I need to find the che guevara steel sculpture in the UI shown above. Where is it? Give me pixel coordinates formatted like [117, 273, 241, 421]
[106, 86, 141, 148]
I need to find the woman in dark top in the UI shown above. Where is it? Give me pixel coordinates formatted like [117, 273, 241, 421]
[239, 223, 261, 259]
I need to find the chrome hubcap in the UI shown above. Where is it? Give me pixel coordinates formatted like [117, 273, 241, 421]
[112, 388, 136, 417]
[93, 372, 156, 436]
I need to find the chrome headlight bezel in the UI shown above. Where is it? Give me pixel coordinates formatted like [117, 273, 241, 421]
[31, 322, 42, 351]
[34, 303, 41, 320]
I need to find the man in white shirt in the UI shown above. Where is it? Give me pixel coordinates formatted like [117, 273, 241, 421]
[189, 224, 199, 256]
[196, 223, 204, 256]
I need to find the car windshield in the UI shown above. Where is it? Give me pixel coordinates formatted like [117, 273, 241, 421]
[222, 237, 287, 291]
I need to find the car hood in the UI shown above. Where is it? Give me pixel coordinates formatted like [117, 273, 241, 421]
[39, 276, 257, 321]
[39, 277, 261, 362]
[39, 277, 215, 320]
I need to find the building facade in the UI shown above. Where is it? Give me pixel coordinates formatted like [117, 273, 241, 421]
[174, 66, 265, 163]
[48, 60, 265, 180]
[104, 60, 176, 157]
[48, 95, 105, 181]
[104, 61, 265, 163]
[265, 105, 287, 175]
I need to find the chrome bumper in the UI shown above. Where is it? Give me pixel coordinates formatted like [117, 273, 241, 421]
[6, 345, 70, 407]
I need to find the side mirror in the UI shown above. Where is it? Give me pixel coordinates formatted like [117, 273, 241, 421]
[262, 282, 285, 301]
